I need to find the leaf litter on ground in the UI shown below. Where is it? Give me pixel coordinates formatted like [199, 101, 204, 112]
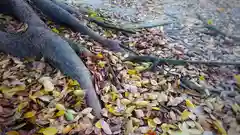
[0, 11, 240, 135]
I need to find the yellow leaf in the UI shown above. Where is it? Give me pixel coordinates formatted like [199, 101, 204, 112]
[213, 120, 227, 135]
[42, 127, 58, 135]
[161, 123, 177, 133]
[124, 91, 130, 97]
[129, 42, 136, 47]
[199, 75, 205, 81]
[134, 101, 149, 107]
[17, 101, 28, 112]
[33, 91, 44, 97]
[97, 61, 106, 68]
[96, 53, 104, 59]
[105, 104, 122, 116]
[127, 69, 137, 75]
[121, 98, 131, 105]
[181, 110, 192, 120]
[125, 106, 136, 115]
[6, 131, 20, 135]
[55, 103, 65, 111]
[152, 107, 161, 111]
[24, 111, 36, 118]
[52, 91, 61, 97]
[55, 110, 65, 117]
[68, 79, 80, 86]
[136, 81, 142, 87]
[30, 91, 44, 102]
[185, 99, 195, 109]
[207, 19, 213, 25]
[123, 61, 136, 66]
[232, 103, 240, 113]
[62, 125, 72, 134]
[111, 92, 118, 101]
[51, 28, 59, 34]
[103, 30, 113, 37]
[0, 85, 25, 98]
[131, 74, 141, 81]
[234, 74, 240, 87]
[95, 120, 102, 128]
[148, 119, 157, 128]
[73, 90, 85, 97]
[135, 66, 146, 72]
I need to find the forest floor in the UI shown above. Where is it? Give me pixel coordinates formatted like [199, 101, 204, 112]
[0, 0, 240, 135]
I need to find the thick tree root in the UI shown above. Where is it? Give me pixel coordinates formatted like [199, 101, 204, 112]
[0, 0, 102, 118]
[124, 55, 240, 70]
[31, 0, 125, 52]
[50, 0, 136, 34]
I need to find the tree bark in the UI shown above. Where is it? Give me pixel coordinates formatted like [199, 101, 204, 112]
[0, 0, 104, 118]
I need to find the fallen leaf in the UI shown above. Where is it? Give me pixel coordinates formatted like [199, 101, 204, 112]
[6, 131, 20, 135]
[207, 19, 213, 25]
[24, 111, 36, 118]
[127, 69, 137, 75]
[181, 110, 192, 121]
[213, 120, 227, 135]
[148, 119, 157, 128]
[81, 107, 93, 115]
[100, 119, 112, 134]
[73, 90, 85, 97]
[55, 103, 65, 111]
[41, 127, 58, 135]
[185, 99, 195, 109]
[167, 96, 184, 106]
[135, 109, 145, 118]
[51, 28, 59, 34]
[62, 125, 72, 134]
[125, 119, 134, 134]
[55, 110, 65, 117]
[39, 77, 54, 91]
[65, 111, 74, 121]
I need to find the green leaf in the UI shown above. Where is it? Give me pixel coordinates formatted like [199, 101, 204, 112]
[24, 111, 36, 118]
[51, 28, 59, 34]
[65, 111, 74, 121]
[199, 75, 205, 81]
[207, 19, 213, 25]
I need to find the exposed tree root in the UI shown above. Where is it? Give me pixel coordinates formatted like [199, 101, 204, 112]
[0, 0, 129, 119]
[31, 0, 125, 52]
[50, 0, 136, 34]
[124, 55, 240, 71]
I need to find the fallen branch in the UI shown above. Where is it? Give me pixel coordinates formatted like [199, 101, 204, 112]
[196, 13, 240, 42]
[122, 21, 173, 30]
[124, 55, 240, 67]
